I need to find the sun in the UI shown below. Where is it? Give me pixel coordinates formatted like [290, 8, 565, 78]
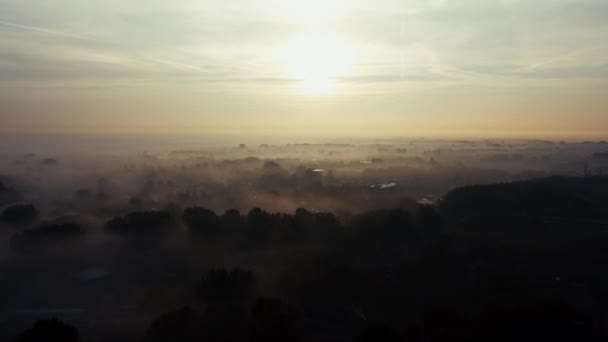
[280, 32, 356, 93]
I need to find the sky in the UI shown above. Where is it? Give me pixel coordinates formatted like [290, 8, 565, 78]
[0, 0, 607, 138]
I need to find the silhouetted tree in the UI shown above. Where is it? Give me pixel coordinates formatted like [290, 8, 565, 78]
[351, 208, 414, 248]
[247, 208, 270, 226]
[10, 222, 85, 251]
[262, 160, 281, 170]
[104, 210, 174, 235]
[0, 180, 20, 206]
[221, 208, 244, 228]
[128, 196, 144, 208]
[421, 309, 474, 342]
[295, 207, 314, 227]
[414, 205, 443, 238]
[183, 207, 221, 238]
[16, 317, 79, 342]
[42, 158, 58, 165]
[141, 307, 200, 342]
[250, 298, 300, 342]
[356, 326, 402, 342]
[1, 203, 39, 225]
[245, 208, 275, 246]
[197, 268, 256, 303]
[244, 156, 261, 163]
[314, 212, 340, 230]
[439, 176, 608, 221]
[0, 181, 11, 193]
[478, 301, 590, 342]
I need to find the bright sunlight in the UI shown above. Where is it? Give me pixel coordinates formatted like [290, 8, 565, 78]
[280, 32, 356, 93]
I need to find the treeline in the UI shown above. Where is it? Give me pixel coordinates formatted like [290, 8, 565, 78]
[3, 203, 442, 252]
[440, 176, 608, 221]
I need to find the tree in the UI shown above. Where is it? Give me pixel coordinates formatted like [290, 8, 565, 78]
[16, 317, 80, 342]
[221, 208, 244, 228]
[414, 205, 443, 238]
[250, 298, 300, 342]
[10, 222, 85, 251]
[356, 326, 402, 342]
[183, 207, 221, 237]
[104, 210, 174, 235]
[0, 203, 39, 225]
[197, 268, 256, 302]
[142, 307, 200, 342]
[0, 180, 20, 206]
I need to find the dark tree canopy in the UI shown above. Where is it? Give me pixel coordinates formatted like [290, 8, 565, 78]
[141, 307, 200, 342]
[247, 207, 272, 227]
[16, 317, 80, 342]
[0, 181, 10, 192]
[6, 174, 608, 342]
[439, 176, 608, 221]
[352, 208, 414, 243]
[222, 208, 244, 226]
[0, 203, 39, 225]
[104, 210, 174, 235]
[262, 160, 281, 170]
[10, 222, 84, 250]
[250, 298, 300, 342]
[183, 207, 221, 237]
[0, 180, 20, 206]
[414, 205, 443, 237]
[356, 326, 403, 342]
[197, 268, 256, 302]
[42, 158, 58, 165]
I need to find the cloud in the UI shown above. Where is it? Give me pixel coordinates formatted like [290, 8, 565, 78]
[1, 0, 607, 87]
[1, 0, 608, 135]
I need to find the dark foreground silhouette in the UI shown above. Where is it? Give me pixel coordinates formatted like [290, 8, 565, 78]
[16, 318, 80, 342]
[6, 176, 608, 341]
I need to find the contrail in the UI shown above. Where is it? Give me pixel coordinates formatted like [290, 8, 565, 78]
[525, 45, 604, 70]
[0, 19, 206, 73]
[0, 19, 96, 41]
[0, 19, 224, 79]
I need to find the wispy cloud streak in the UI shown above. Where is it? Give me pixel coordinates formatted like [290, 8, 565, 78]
[0, 19, 96, 41]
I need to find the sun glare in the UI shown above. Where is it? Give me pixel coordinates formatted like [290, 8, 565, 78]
[280, 32, 356, 93]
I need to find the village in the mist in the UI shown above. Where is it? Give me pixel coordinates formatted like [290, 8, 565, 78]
[2, 136, 608, 219]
